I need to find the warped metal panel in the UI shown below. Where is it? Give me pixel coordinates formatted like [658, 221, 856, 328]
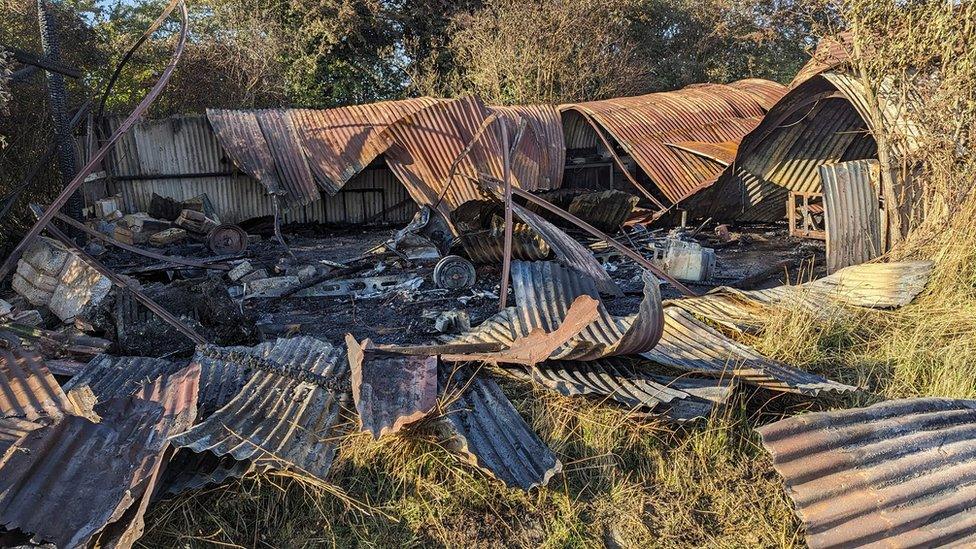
[566, 190, 639, 232]
[0, 417, 41, 455]
[255, 109, 320, 205]
[171, 337, 348, 481]
[437, 366, 561, 490]
[490, 104, 565, 189]
[642, 308, 855, 395]
[665, 261, 934, 332]
[206, 109, 284, 196]
[821, 160, 882, 273]
[0, 364, 199, 548]
[348, 336, 437, 439]
[758, 398, 976, 549]
[447, 260, 661, 361]
[458, 223, 551, 264]
[289, 97, 440, 193]
[666, 140, 739, 166]
[0, 337, 71, 421]
[505, 356, 734, 422]
[63, 354, 185, 401]
[559, 79, 786, 204]
[158, 449, 253, 498]
[789, 32, 852, 88]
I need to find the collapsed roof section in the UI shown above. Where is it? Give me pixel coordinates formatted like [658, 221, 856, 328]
[559, 79, 787, 206]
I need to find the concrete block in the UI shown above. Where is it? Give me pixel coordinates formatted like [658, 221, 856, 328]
[245, 275, 299, 297]
[239, 268, 268, 283]
[149, 227, 188, 246]
[227, 260, 254, 281]
[48, 255, 113, 321]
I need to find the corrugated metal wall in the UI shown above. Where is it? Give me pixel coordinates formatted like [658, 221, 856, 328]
[83, 115, 416, 225]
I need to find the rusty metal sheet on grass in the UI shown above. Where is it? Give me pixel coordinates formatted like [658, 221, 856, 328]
[437, 366, 561, 490]
[758, 398, 976, 548]
[158, 449, 254, 499]
[506, 356, 734, 422]
[0, 336, 71, 421]
[642, 308, 855, 395]
[0, 363, 199, 548]
[289, 98, 440, 194]
[347, 335, 438, 439]
[171, 337, 348, 481]
[821, 160, 883, 273]
[447, 261, 661, 361]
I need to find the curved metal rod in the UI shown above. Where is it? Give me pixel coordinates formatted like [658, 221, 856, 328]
[0, 1, 189, 282]
[94, 0, 182, 123]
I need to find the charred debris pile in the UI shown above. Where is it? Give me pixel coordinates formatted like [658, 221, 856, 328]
[0, 8, 961, 548]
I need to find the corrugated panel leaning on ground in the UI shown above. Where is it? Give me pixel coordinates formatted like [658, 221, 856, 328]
[171, 336, 349, 481]
[446, 260, 660, 360]
[665, 261, 934, 332]
[437, 366, 561, 490]
[289, 97, 440, 194]
[559, 80, 787, 205]
[821, 159, 882, 273]
[0, 364, 199, 548]
[504, 356, 734, 422]
[758, 398, 976, 549]
[0, 336, 71, 421]
[641, 308, 856, 395]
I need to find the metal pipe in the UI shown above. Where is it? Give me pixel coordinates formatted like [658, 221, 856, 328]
[499, 123, 513, 310]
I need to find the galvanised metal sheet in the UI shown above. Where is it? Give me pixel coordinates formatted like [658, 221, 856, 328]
[101, 115, 226, 178]
[290, 97, 440, 194]
[665, 261, 934, 332]
[171, 337, 349, 482]
[505, 356, 734, 422]
[758, 398, 976, 549]
[821, 160, 882, 273]
[446, 260, 662, 361]
[437, 366, 561, 490]
[559, 79, 786, 204]
[0, 336, 71, 421]
[642, 308, 856, 395]
[62, 354, 186, 402]
[0, 363, 199, 548]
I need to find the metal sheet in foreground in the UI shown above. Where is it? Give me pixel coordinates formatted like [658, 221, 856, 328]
[758, 398, 976, 548]
[437, 366, 561, 491]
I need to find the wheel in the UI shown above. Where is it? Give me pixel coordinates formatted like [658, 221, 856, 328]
[433, 255, 477, 290]
[207, 224, 248, 255]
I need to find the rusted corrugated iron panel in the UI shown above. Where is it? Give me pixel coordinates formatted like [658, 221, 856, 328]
[666, 261, 934, 332]
[63, 354, 185, 401]
[490, 104, 565, 189]
[789, 32, 853, 88]
[289, 98, 440, 193]
[727, 78, 791, 110]
[821, 160, 882, 273]
[666, 140, 739, 166]
[0, 417, 41, 455]
[642, 308, 855, 395]
[255, 109, 320, 205]
[505, 356, 734, 422]
[447, 260, 661, 361]
[458, 223, 551, 264]
[206, 109, 284, 196]
[0, 337, 71, 421]
[559, 80, 786, 204]
[758, 398, 976, 548]
[566, 190, 639, 232]
[347, 335, 437, 439]
[0, 363, 199, 548]
[437, 366, 561, 490]
[171, 337, 348, 481]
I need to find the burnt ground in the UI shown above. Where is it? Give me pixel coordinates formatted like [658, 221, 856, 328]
[22, 220, 824, 354]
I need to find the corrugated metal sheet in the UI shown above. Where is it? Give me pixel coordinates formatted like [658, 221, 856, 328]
[254, 109, 320, 204]
[171, 337, 348, 481]
[0, 417, 41, 455]
[566, 190, 639, 232]
[505, 357, 734, 422]
[348, 335, 437, 439]
[559, 79, 786, 205]
[0, 363, 199, 548]
[437, 366, 561, 490]
[447, 261, 661, 361]
[821, 160, 882, 273]
[290, 97, 440, 193]
[0, 336, 71, 421]
[204, 109, 284, 195]
[666, 140, 739, 166]
[458, 223, 551, 264]
[63, 354, 186, 401]
[101, 115, 226, 179]
[789, 32, 853, 88]
[158, 449, 253, 498]
[642, 308, 856, 395]
[758, 397, 976, 549]
[490, 104, 566, 189]
[666, 261, 934, 332]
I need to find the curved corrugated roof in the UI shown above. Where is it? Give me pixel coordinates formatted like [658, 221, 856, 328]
[559, 79, 787, 205]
